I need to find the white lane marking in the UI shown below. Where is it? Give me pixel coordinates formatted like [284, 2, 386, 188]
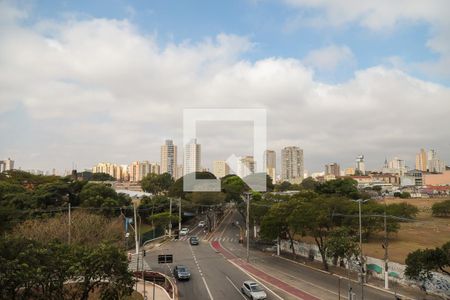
[225, 276, 247, 300]
[264, 264, 346, 299]
[189, 243, 214, 300]
[227, 259, 284, 300]
[202, 277, 215, 300]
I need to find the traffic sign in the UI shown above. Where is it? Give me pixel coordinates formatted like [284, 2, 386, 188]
[158, 254, 173, 264]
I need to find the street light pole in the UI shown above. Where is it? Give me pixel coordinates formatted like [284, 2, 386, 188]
[384, 205, 389, 289]
[133, 200, 139, 254]
[68, 203, 71, 245]
[352, 198, 367, 300]
[245, 192, 251, 263]
[169, 198, 173, 237]
[178, 198, 182, 233]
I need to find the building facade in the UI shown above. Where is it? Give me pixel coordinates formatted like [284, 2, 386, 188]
[325, 163, 340, 177]
[128, 161, 160, 182]
[355, 155, 366, 175]
[0, 158, 14, 173]
[92, 162, 127, 181]
[237, 156, 255, 178]
[415, 149, 427, 171]
[184, 139, 201, 175]
[160, 140, 177, 177]
[281, 146, 304, 184]
[213, 160, 230, 178]
[264, 150, 276, 183]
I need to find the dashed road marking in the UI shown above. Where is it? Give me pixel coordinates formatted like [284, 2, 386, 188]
[189, 243, 214, 300]
[225, 276, 247, 300]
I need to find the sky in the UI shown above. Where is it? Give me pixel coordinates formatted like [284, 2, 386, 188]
[0, 0, 450, 175]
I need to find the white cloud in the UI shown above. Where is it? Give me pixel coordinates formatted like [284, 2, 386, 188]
[0, 3, 449, 172]
[302, 45, 354, 72]
[284, 0, 450, 79]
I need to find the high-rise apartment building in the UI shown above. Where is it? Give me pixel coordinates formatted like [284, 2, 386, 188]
[92, 162, 126, 180]
[383, 157, 407, 176]
[264, 150, 276, 183]
[355, 155, 365, 175]
[161, 140, 177, 177]
[176, 164, 183, 180]
[427, 149, 446, 173]
[325, 163, 340, 177]
[415, 149, 427, 171]
[128, 161, 160, 182]
[184, 139, 201, 175]
[281, 147, 304, 184]
[237, 156, 256, 178]
[344, 167, 355, 176]
[0, 158, 14, 173]
[213, 160, 230, 178]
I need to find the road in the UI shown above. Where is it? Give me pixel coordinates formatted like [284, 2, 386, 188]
[144, 209, 429, 300]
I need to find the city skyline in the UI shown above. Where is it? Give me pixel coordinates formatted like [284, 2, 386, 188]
[1, 1, 450, 174]
[5, 144, 449, 178]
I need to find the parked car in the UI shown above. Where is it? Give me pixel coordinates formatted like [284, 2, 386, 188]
[189, 236, 199, 245]
[198, 221, 206, 227]
[241, 281, 267, 300]
[174, 265, 191, 280]
[179, 227, 189, 236]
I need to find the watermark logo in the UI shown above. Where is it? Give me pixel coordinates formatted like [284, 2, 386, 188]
[183, 108, 267, 192]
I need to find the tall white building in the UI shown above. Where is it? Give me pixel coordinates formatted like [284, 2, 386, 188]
[213, 160, 230, 178]
[382, 157, 407, 176]
[237, 156, 255, 178]
[427, 149, 446, 173]
[355, 155, 366, 174]
[264, 150, 276, 183]
[0, 158, 14, 173]
[281, 147, 304, 184]
[92, 162, 126, 180]
[160, 140, 177, 178]
[184, 139, 201, 175]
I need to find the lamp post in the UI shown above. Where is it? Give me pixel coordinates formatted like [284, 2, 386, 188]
[352, 198, 368, 300]
[243, 192, 252, 263]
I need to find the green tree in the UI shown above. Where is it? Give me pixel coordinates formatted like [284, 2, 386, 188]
[32, 181, 70, 208]
[326, 227, 360, 267]
[141, 173, 174, 195]
[316, 178, 362, 199]
[432, 200, 450, 217]
[91, 172, 115, 181]
[300, 177, 319, 190]
[221, 175, 248, 202]
[288, 196, 352, 270]
[405, 241, 450, 281]
[260, 201, 298, 257]
[148, 211, 179, 228]
[73, 243, 134, 300]
[274, 181, 291, 192]
[387, 202, 419, 219]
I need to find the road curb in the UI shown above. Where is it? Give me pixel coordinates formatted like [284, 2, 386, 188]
[273, 254, 415, 300]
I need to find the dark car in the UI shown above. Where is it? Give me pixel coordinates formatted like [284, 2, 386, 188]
[174, 265, 191, 280]
[189, 236, 199, 245]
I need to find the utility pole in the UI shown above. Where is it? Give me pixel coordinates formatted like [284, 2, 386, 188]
[355, 199, 365, 300]
[245, 192, 251, 263]
[384, 208, 389, 289]
[68, 203, 71, 245]
[133, 201, 139, 254]
[178, 198, 182, 233]
[169, 198, 172, 237]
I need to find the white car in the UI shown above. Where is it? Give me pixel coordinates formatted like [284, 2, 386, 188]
[241, 281, 267, 300]
[179, 227, 189, 236]
[198, 221, 206, 227]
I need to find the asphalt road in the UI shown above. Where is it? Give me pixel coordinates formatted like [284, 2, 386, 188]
[144, 210, 433, 300]
[145, 220, 292, 300]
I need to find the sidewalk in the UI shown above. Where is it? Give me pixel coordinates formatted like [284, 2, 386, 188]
[275, 251, 441, 300]
[134, 279, 172, 300]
